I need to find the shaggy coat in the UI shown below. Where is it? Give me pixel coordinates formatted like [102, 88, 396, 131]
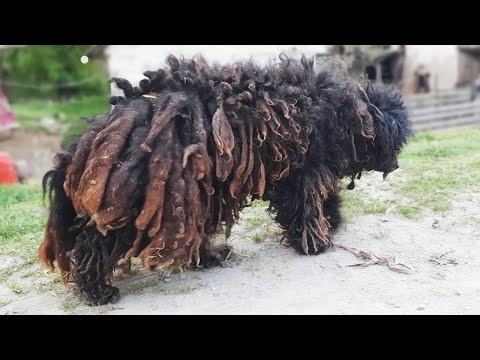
[39, 55, 412, 305]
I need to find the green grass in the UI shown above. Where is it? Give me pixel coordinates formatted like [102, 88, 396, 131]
[398, 206, 421, 219]
[341, 126, 480, 219]
[179, 285, 199, 294]
[248, 199, 269, 208]
[8, 283, 24, 294]
[341, 190, 389, 222]
[10, 95, 110, 148]
[0, 299, 11, 307]
[0, 184, 46, 283]
[35, 275, 62, 293]
[251, 233, 265, 242]
[0, 184, 46, 259]
[370, 230, 389, 240]
[21, 268, 41, 278]
[123, 278, 161, 295]
[244, 201, 273, 228]
[242, 201, 280, 242]
[394, 127, 480, 214]
[245, 216, 269, 228]
[61, 298, 80, 313]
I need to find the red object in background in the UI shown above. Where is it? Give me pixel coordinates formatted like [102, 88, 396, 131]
[0, 87, 18, 131]
[0, 152, 18, 184]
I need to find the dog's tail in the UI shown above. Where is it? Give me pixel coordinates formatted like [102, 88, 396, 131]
[39, 153, 77, 283]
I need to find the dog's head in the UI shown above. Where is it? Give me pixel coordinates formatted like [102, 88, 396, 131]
[364, 84, 412, 178]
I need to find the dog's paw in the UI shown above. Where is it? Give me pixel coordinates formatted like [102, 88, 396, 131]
[308, 239, 331, 255]
[197, 243, 233, 269]
[80, 284, 120, 306]
[288, 230, 332, 255]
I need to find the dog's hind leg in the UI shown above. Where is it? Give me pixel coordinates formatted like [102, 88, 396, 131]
[269, 167, 336, 255]
[72, 227, 130, 306]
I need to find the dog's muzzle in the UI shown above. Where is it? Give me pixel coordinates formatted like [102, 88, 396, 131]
[383, 161, 399, 179]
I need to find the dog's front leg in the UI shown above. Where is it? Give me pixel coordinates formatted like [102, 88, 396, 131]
[270, 167, 337, 255]
[72, 228, 121, 306]
[197, 242, 233, 268]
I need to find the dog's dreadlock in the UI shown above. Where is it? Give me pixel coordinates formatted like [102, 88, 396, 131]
[39, 54, 411, 305]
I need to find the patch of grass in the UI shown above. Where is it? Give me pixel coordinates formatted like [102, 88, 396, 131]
[342, 127, 480, 219]
[1, 263, 47, 284]
[252, 233, 264, 242]
[0, 299, 12, 307]
[0, 184, 46, 262]
[397, 206, 422, 219]
[250, 227, 279, 242]
[123, 277, 160, 295]
[244, 200, 277, 236]
[243, 207, 274, 229]
[21, 268, 41, 278]
[8, 283, 24, 294]
[35, 274, 62, 293]
[447, 214, 480, 227]
[245, 217, 267, 228]
[0, 184, 43, 206]
[11, 95, 110, 148]
[0, 267, 15, 282]
[179, 285, 199, 294]
[395, 127, 480, 213]
[370, 230, 389, 240]
[0, 184, 49, 284]
[230, 249, 258, 261]
[248, 198, 269, 208]
[341, 190, 389, 221]
[61, 298, 80, 313]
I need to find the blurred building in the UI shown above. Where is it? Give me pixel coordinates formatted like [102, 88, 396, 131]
[403, 45, 480, 93]
[105, 45, 480, 95]
[339, 45, 480, 94]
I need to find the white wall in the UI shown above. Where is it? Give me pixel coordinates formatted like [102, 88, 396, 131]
[403, 45, 459, 92]
[106, 45, 328, 94]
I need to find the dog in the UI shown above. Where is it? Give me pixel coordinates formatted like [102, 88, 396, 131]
[39, 54, 412, 305]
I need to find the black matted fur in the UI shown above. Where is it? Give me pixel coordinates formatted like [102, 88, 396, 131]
[39, 55, 412, 305]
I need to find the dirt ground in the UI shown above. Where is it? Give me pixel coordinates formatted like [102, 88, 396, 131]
[1, 189, 479, 315]
[1, 131, 480, 315]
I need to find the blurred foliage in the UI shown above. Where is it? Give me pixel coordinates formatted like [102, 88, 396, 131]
[0, 45, 110, 102]
[10, 95, 110, 149]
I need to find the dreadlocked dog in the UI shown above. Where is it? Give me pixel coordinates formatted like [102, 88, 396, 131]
[39, 55, 412, 305]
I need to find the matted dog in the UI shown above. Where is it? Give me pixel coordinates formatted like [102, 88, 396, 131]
[39, 55, 412, 305]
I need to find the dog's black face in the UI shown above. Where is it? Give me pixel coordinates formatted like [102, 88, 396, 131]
[365, 84, 412, 178]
